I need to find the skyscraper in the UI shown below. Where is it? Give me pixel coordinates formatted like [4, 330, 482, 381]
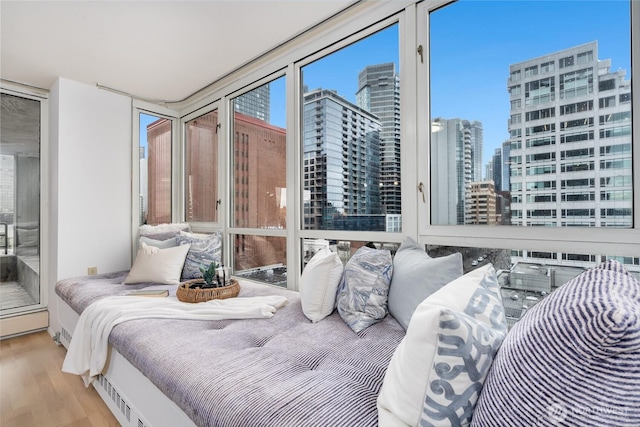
[233, 85, 270, 122]
[507, 41, 632, 227]
[431, 117, 484, 225]
[303, 89, 382, 230]
[356, 63, 401, 215]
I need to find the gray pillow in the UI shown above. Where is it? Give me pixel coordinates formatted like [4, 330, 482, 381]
[138, 223, 191, 241]
[336, 246, 393, 333]
[388, 237, 463, 330]
[139, 236, 178, 249]
[175, 231, 222, 280]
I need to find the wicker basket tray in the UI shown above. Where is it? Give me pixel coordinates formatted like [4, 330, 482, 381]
[177, 278, 240, 303]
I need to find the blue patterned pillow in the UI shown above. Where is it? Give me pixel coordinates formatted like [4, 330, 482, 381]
[471, 260, 640, 427]
[336, 246, 393, 333]
[175, 231, 222, 280]
[378, 264, 507, 426]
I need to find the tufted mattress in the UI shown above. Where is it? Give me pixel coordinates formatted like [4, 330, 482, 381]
[56, 273, 405, 427]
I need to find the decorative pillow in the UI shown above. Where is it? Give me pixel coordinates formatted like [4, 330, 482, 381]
[377, 264, 507, 427]
[470, 260, 640, 427]
[138, 223, 191, 241]
[336, 246, 393, 333]
[16, 227, 39, 247]
[388, 236, 463, 330]
[139, 236, 178, 249]
[300, 247, 344, 323]
[175, 231, 222, 280]
[124, 242, 191, 285]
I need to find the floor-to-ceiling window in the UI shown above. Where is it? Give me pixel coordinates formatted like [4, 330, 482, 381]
[144, 0, 637, 294]
[297, 22, 402, 270]
[229, 77, 288, 286]
[185, 109, 219, 224]
[422, 0, 637, 326]
[139, 113, 172, 226]
[0, 89, 47, 317]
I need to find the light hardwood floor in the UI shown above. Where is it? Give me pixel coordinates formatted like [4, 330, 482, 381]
[0, 330, 118, 427]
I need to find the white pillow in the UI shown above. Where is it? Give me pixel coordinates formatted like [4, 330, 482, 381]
[377, 264, 507, 427]
[124, 242, 191, 285]
[299, 247, 344, 322]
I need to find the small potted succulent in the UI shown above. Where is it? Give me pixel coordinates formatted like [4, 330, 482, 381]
[199, 261, 220, 288]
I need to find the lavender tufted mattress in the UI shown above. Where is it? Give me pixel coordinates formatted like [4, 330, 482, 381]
[56, 273, 405, 427]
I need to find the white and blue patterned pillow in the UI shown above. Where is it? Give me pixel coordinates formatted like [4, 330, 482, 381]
[378, 264, 507, 426]
[471, 260, 640, 427]
[175, 231, 222, 280]
[336, 246, 393, 333]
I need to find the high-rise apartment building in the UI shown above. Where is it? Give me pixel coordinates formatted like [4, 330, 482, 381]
[356, 63, 401, 215]
[489, 147, 501, 191]
[508, 41, 632, 227]
[303, 89, 382, 230]
[431, 117, 484, 225]
[500, 140, 511, 192]
[233, 85, 270, 122]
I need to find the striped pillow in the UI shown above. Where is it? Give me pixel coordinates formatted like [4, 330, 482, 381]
[471, 260, 640, 427]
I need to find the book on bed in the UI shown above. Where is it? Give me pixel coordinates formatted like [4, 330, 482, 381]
[126, 289, 169, 297]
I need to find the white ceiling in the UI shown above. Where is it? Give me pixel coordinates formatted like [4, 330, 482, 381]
[1, 0, 353, 102]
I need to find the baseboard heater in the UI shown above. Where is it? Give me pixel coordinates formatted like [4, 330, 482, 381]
[94, 372, 151, 427]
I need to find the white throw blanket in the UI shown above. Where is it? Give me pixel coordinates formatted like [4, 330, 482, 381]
[62, 295, 289, 386]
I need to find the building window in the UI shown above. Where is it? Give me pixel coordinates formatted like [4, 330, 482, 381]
[560, 100, 593, 115]
[540, 61, 555, 73]
[559, 68, 593, 99]
[599, 79, 616, 91]
[577, 50, 593, 64]
[560, 117, 594, 130]
[600, 143, 632, 156]
[599, 95, 616, 108]
[561, 147, 593, 159]
[599, 111, 631, 125]
[560, 130, 594, 144]
[559, 55, 575, 68]
[524, 77, 555, 106]
[525, 65, 538, 77]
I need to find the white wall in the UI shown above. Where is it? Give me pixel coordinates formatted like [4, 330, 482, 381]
[49, 78, 132, 283]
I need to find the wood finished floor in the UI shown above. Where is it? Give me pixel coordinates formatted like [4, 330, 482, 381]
[0, 330, 118, 427]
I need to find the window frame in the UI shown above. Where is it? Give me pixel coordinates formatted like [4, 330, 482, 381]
[133, 0, 639, 290]
[0, 82, 50, 317]
[417, 0, 640, 258]
[131, 100, 180, 257]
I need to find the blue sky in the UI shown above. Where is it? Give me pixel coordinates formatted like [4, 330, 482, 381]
[142, 0, 631, 173]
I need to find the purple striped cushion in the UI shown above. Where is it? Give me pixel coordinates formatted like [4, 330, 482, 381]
[471, 260, 640, 427]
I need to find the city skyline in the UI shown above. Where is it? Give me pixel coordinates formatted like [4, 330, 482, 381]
[141, 0, 631, 203]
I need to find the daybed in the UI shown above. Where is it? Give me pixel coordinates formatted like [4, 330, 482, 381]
[55, 225, 640, 427]
[56, 273, 405, 427]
